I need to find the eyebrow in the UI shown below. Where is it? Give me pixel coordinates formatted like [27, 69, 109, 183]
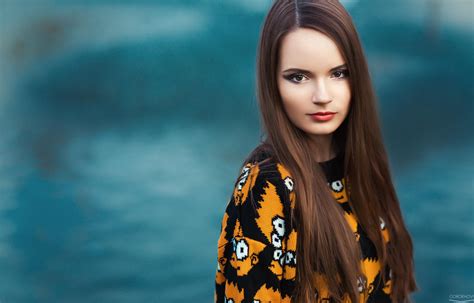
[282, 64, 347, 75]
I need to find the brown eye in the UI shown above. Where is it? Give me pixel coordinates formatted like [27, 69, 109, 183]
[332, 69, 349, 79]
[294, 74, 305, 82]
[284, 73, 307, 83]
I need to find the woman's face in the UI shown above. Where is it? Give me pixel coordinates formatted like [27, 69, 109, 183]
[277, 27, 351, 140]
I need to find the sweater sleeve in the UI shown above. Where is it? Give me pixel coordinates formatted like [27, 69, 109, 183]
[214, 161, 297, 303]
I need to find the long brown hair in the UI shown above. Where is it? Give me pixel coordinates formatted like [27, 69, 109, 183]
[244, 0, 418, 302]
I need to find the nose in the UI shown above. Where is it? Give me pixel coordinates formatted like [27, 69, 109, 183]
[311, 79, 332, 104]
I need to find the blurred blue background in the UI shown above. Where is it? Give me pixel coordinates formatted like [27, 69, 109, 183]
[0, 0, 472, 302]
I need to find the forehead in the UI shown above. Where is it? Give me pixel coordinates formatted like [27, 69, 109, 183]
[278, 27, 345, 70]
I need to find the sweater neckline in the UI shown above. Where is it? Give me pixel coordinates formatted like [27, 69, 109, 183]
[317, 153, 340, 165]
[318, 151, 345, 182]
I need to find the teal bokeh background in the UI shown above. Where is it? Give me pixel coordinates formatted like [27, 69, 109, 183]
[0, 0, 472, 302]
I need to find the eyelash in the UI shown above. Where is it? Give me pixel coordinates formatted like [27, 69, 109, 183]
[284, 69, 350, 83]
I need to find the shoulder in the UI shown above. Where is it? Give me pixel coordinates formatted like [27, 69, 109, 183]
[233, 157, 295, 210]
[216, 154, 299, 289]
[232, 141, 294, 196]
[224, 153, 296, 243]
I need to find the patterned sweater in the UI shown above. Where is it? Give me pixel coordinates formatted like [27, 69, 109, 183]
[215, 149, 392, 302]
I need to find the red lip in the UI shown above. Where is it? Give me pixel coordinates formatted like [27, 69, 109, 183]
[309, 112, 335, 122]
[309, 111, 336, 116]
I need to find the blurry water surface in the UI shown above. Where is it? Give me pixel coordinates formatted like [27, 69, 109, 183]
[0, 0, 472, 302]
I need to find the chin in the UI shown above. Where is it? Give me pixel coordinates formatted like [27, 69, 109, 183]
[305, 125, 341, 135]
[309, 131, 337, 136]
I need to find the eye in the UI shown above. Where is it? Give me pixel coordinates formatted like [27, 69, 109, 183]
[284, 73, 308, 84]
[332, 69, 349, 79]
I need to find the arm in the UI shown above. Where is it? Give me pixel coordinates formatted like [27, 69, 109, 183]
[215, 161, 296, 302]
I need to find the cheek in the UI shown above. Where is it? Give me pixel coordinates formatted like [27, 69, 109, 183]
[342, 83, 351, 103]
[279, 84, 301, 101]
[281, 95, 305, 119]
[331, 81, 351, 99]
[278, 83, 310, 112]
[331, 83, 351, 110]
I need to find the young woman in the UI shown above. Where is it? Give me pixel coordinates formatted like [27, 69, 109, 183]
[215, 1, 418, 302]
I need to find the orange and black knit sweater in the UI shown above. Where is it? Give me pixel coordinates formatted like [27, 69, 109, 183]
[215, 147, 392, 302]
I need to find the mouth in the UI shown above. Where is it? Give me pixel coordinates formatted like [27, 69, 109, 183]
[308, 112, 336, 122]
[308, 111, 336, 116]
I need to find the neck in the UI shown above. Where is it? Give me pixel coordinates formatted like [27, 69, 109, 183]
[308, 134, 338, 162]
